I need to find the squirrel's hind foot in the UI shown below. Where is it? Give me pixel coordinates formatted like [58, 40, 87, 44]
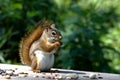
[33, 69, 41, 73]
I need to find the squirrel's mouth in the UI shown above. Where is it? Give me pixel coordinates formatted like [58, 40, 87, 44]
[48, 37, 60, 43]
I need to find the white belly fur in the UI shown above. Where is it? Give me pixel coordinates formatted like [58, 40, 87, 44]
[34, 50, 54, 71]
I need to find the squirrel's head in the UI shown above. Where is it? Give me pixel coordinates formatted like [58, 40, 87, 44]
[44, 24, 62, 43]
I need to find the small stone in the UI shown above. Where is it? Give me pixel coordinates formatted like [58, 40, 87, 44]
[66, 73, 78, 79]
[98, 76, 103, 79]
[42, 75, 45, 78]
[50, 75, 55, 79]
[89, 73, 97, 79]
[5, 75, 11, 79]
[12, 74, 18, 76]
[14, 70, 24, 75]
[33, 75, 39, 78]
[13, 71, 28, 77]
[6, 70, 14, 75]
[83, 75, 89, 78]
[18, 73, 27, 77]
[13, 72, 18, 76]
[2, 73, 7, 76]
[57, 75, 63, 79]
[66, 76, 71, 79]
[45, 75, 51, 79]
[55, 74, 58, 76]
[0, 69, 5, 74]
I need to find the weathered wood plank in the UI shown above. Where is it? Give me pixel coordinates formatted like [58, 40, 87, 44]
[0, 64, 120, 80]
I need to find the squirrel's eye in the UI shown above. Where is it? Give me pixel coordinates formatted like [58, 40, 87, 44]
[52, 31, 56, 35]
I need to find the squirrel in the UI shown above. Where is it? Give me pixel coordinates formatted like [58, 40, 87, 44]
[19, 21, 62, 72]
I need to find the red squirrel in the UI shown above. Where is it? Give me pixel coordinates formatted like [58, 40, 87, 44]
[19, 21, 62, 72]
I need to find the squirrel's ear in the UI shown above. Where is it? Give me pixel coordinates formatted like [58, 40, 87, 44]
[50, 24, 56, 28]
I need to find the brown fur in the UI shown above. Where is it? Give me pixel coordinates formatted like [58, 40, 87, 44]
[31, 56, 41, 73]
[40, 39, 61, 52]
[19, 21, 51, 66]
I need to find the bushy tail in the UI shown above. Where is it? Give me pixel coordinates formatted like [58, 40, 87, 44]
[19, 21, 51, 66]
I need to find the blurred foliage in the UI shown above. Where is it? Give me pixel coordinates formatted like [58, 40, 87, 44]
[0, 0, 120, 73]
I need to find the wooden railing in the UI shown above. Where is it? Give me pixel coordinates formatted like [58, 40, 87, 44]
[0, 64, 119, 80]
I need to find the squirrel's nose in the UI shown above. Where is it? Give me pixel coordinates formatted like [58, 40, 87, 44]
[59, 36, 62, 40]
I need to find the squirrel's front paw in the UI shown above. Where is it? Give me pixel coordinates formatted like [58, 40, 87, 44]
[55, 41, 61, 46]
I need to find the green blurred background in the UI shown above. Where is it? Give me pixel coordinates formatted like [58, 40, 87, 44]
[0, 0, 120, 73]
